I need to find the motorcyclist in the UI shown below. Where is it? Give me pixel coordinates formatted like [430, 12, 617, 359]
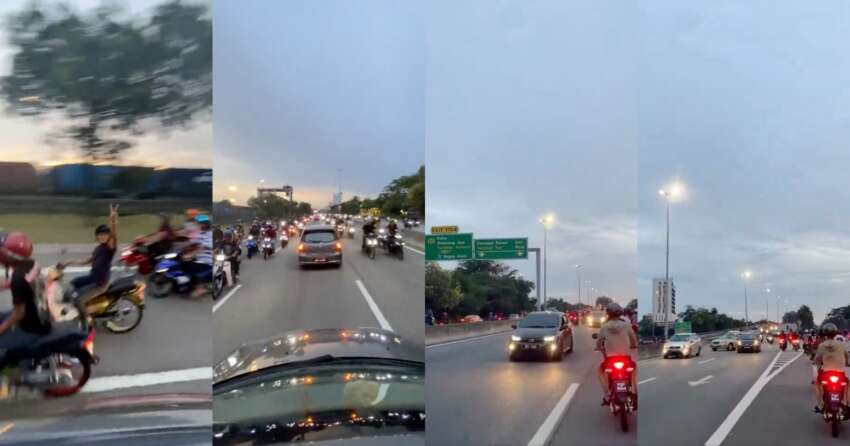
[212, 224, 224, 250]
[219, 230, 241, 278]
[387, 218, 399, 235]
[362, 218, 377, 248]
[596, 303, 638, 406]
[182, 214, 213, 298]
[813, 323, 850, 412]
[248, 222, 261, 239]
[137, 213, 175, 257]
[59, 204, 118, 322]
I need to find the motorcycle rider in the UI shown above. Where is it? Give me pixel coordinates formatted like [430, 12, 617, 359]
[362, 218, 377, 249]
[137, 213, 176, 258]
[813, 323, 850, 413]
[387, 218, 399, 235]
[59, 204, 118, 322]
[596, 303, 638, 406]
[219, 230, 241, 278]
[182, 214, 213, 298]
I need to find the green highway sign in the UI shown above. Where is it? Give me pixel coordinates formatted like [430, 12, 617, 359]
[425, 233, 474, 261]
[674, 321, 692, 333]
[473, 238, 528, 260]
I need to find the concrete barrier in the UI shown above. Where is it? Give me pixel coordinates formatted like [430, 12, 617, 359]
[426, 319, 516, 346]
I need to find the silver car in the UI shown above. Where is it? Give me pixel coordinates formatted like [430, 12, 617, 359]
[297, 224, 343, 267]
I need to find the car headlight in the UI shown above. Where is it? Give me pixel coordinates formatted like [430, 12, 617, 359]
[754, 340, 760, 345]
[662, 345, 669, 352]
[543, 335, 556, 342]
[511, 335, 521, 342]
[737, 340, 742, 345]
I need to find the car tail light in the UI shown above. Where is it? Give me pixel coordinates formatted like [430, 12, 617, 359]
[297, 243, 305, 252]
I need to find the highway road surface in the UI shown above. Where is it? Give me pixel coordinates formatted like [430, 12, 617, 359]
[638, 336, 845, 445]
[212, 224, 424, 364]
[0, 246, 212, 420]
[426, 325, 637, 446]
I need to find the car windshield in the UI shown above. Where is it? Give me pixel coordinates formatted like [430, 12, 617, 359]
[303, 230, 336, 243]
[213, 359, 424, 444]
[741, 333, 756, 340]
[518, 314, 560, 328]
[669, 334, 690, 342]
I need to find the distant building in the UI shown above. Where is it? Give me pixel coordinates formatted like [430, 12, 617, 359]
[652, 278, 676, 326]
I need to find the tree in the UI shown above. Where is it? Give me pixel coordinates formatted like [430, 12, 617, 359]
[339, 196, 362, 215]
[425, 263, 462, 312]
[595, 296, 613, 309]
[248, 194, 312, 220]
[797, 305, 815, 330]
[626, 299, 637, 312]
[1, 1, 212, 161]
[782, 311, 799, 324]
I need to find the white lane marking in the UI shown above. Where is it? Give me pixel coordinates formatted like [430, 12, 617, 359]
[355, 280, 393, 331]
[638, 377, 657, 385]
[425, 331, 511, 350]
[698, 358, 716, 365]
[370, 383, 390, 405]
[404, 245, 424, 255]
[212, 284, 243, 313]
[528, 383, 580, 446]
[705, 352, 795, 446]
[82, 367, 212, 393]
[688, 375, 714, 387]
[41, 266, 126, 274]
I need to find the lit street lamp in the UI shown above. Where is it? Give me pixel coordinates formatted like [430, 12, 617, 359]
[658, 181, 684, 340]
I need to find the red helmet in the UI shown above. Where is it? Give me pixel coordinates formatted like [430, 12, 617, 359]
[0, 232, 33, 265]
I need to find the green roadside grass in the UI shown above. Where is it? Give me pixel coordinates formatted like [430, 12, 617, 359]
[0, 214, 171, 244]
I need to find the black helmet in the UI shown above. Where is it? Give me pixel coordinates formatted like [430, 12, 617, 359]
[822, 323, 839, 338]
[606, 302, 622, 319]
[95, 224, 111, 235]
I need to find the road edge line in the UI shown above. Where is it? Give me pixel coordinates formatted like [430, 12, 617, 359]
[527, 382, 580, 446]
[425, 331, 511, 349]
[355, 279, 393, 331]
[638, 377, 657, 385]
[704, 352, 782, 446]
[404, 245, 424, 255]
[212, 284, 243, 313]
[82, 366, 212, 393]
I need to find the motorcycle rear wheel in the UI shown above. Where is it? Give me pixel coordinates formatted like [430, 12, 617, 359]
[620, 408, 629, 432]
[43, 351, 92, 397]
[104, 297, 143, 333]
[833, 416, 840, 437]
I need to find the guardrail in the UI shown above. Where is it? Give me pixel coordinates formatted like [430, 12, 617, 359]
[426, 319, 516, 346]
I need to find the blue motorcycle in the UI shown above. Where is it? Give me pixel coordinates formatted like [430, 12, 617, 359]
[149, 253, 212, 298]
[245, 235, 259, 259]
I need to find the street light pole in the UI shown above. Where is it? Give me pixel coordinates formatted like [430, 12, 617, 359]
[543, 224, 548, 309]
[657, 182, 683, 340]
[741, 271, 751, 325]
[576, 265, 582, 306]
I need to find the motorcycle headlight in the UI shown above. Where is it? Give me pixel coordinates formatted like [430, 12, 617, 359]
[511, 335, 521, 342]
[163, 253, 177, 259]
[215, 254, 225, 261]
[121, 250, 132, 257]
[395, 234, 403, 239]
[248, 235, 254, 240]
[543, 335, 556, 342]
[155, 268, 168, 273]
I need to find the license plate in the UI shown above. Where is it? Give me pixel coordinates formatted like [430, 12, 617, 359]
[616, 382, 627, 392]
[831, 393, 841, 402]
[316, 258, 326, 262]
[523, 344, 537, 350]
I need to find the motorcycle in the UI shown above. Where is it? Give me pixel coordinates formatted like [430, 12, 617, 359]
[280, 234, 289, 249]
[119, 239, 154, 275]
[0, 321, 96, 397]
[793, 338, 801, 352]
[212, 252, 235, 300]
[818, 370, 849, 437]
[50, 266, 145, 334]
[779, 338, 788, 351]
[336, 225, 345, 238]
[347, 226, 356, 239]
[603, 354, 637, 432]
[362, 232, 379, 260]
[767, 334, 774, 344]
[245, 235, 258, 259]
[149, 253, 212, 298]
[379, 229, 405, 260]
[262, 237, 275, 260]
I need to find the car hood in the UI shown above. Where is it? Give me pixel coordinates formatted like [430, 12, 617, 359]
[664, 341, 691, 348]
[214, 328, 424, 384]
[513, 327, 557, 339]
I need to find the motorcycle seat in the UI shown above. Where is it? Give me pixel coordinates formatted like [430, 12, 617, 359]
[107, 276, 137, 294]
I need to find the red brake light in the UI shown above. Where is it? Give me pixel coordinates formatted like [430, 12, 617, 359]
[613, 361, 624, 370]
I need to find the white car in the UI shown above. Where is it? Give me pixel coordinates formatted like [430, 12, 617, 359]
[662, 333, 702, 359]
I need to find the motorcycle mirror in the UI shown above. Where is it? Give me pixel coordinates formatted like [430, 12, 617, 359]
[592, 333, 599, 339]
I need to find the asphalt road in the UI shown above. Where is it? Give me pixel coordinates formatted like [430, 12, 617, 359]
[637, 337, 843, 445]
[426, 325, 637, 446]
[212, 225, 424, 364]
[0, 247, 212, 420]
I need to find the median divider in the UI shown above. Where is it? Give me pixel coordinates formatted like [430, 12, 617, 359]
[426, 319, 516, 346]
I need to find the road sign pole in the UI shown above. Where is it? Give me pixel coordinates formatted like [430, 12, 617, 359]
[529, 248, 541, 311]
